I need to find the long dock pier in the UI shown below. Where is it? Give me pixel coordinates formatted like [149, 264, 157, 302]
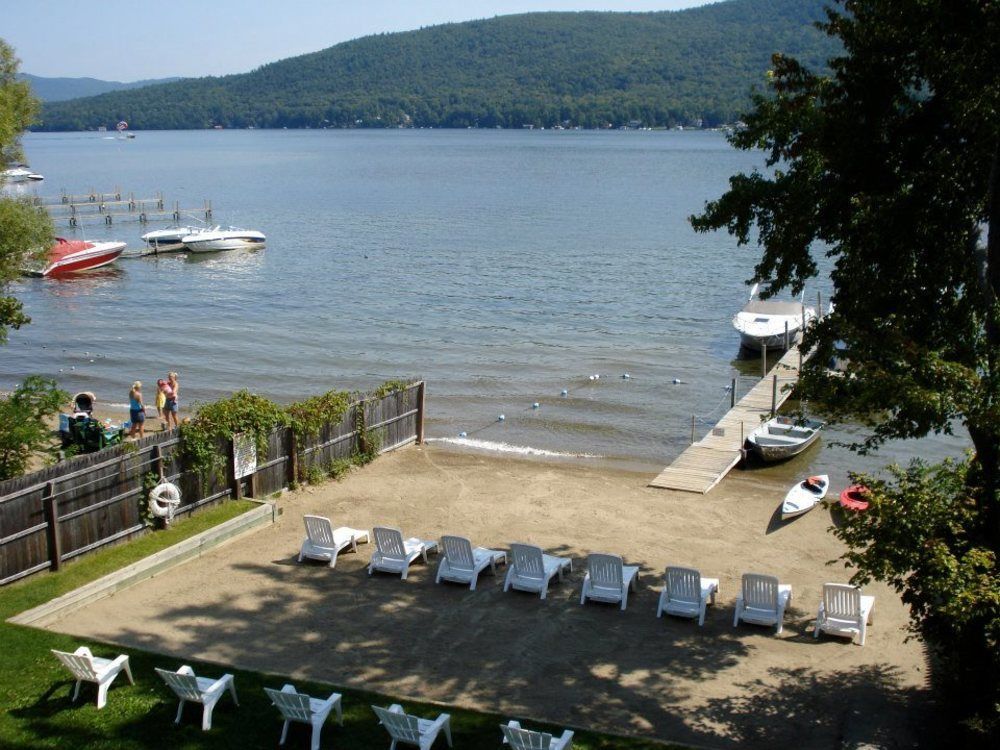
[32, 189, 213, 227]
[650, 345, 805, 494]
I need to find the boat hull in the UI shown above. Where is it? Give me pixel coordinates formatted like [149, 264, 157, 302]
[185, 237, 265, 252]
[781, 474, 829, 520]
[746, 417, 825, 462]
[31, 241, 127, 277]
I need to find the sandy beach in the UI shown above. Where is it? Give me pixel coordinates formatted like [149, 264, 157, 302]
[45, 444, 932, 748]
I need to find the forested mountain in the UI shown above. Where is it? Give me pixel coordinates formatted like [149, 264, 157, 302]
[37, 0, 839, 131]
[19, 73, 181, 103]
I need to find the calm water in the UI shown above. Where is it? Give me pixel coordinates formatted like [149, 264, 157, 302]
[5, 129, 968, 481]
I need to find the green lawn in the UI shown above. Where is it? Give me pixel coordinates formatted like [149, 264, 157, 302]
[0, 500, 676, 749]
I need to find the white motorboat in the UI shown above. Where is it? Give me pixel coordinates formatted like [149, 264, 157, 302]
[2, 165, 43, 182]
[141, 225, 214, 253]
[781, 474, 830, 520]
[182, 226, 265, 253]
[745, 415, 825, 462]
[733, 283, 815, 351]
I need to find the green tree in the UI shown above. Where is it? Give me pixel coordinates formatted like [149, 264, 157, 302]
[0, 376, 69, 480]
[691, 0, 1000, 736]
[0, 39, 52, 343]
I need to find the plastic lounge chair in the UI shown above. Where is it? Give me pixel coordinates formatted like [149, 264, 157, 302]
[435, 534, 507, 590]
[733, 572, 792, 634]
[372, 703, 452, 749]
[264, 683, 343, 750]
[51, 646, 134, 709]
[298, 515, 370, 568]
[656, 566, 719, 626]
[814, 583, 875, 646]
[579, 552, 639, 610]
[503, 543, 572, 600]
[155, 665, 238, 730]
[368, 526, 439, 579]
[501, 719, 574, 750]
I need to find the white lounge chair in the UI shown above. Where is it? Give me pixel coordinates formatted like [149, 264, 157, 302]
[155, 665, 239, 730]
[264, 683, 343, 750]
[368, 526, 439, 579]
[733, 572, 792, 634]
[579, 552, 639, 610]
[656, 565, 719, 626]
[814, 583, 875, 646]
[299, 515, 369, 568]
[436, 534, 507, 590]
[501, 719, 574, 749]
[503, 543, 573, 600]
[51, 646, 134, 709]
[372, 703, 452, 749]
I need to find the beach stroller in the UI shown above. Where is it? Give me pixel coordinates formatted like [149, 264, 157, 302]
[73, 391, 96, 414]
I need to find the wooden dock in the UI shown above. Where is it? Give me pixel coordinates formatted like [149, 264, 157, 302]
[650, 345, 804, 493]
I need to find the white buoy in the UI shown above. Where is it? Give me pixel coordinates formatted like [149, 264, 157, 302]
[594, 373, 600, 379]
[673, 378, 682, 384]
[623, 373, 631, 379]
[498, 414, 505, 422]
[459, 431, 467, 438]
[532, 402, 540, 409]
[561, 389, 568, 396]
[588, 375, 595, 381]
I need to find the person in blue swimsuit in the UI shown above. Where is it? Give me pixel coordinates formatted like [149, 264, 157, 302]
[128, 381, 146, 438]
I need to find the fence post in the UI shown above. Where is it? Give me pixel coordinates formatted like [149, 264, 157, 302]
[288, 428, 298, 486]
[153, 443, 165, 481]
[43, 482, 62, 571]
[416, 381, 426, 444]
[230, 438, 243, 501]
[771, 374, 779, 417]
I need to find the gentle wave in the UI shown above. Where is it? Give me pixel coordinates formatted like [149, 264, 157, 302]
[428, 436, 602, 459]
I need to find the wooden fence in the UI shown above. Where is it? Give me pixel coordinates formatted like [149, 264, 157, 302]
[0, 381, 425, 586]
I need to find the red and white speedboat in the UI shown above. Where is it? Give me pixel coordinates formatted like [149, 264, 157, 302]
[25, 238, 126, 277]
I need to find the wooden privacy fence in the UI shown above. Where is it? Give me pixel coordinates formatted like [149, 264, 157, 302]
[0, 382, 425, 586]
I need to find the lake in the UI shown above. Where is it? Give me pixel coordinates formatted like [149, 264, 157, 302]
[5, 129, 968, 482]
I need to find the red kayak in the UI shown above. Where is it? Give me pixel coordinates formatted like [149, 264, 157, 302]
[839, 484, 870, 512]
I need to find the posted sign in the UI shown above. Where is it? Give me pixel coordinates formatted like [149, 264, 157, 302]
[233, 432, 258, 479]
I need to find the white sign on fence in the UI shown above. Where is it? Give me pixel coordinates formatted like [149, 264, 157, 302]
[233, 432, 257, 479]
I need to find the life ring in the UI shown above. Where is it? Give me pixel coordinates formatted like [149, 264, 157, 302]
[149, 482, 181, 519]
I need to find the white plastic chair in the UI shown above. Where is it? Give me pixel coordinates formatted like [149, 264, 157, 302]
[264, 683, 343, 750]
[579, 552, 639, 610]
[503, 543, 572, 599]
[51, 646, 134, 709]
[436, 535, 507, 590]
[656, 566, 719, 626]
[814, 583, 875, 646]
[155, 665, 239, 730]
[372, 703, 452, 749]
[501, 719, 574, 749]
[733, 573, 792, 634]
[299, 515, 370, 568]
[368, 526, 439, 579]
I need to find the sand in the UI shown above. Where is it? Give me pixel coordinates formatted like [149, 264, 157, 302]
[46, 445, 932, 749]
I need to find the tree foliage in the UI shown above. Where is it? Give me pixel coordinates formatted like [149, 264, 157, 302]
[0, 376, 69, 480]
[35, 1, 839, 132]
[0, 39, 53, 343]
[691, 0, 1000, 736]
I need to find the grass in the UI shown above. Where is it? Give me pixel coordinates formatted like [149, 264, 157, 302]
[0, 500, 677, 749]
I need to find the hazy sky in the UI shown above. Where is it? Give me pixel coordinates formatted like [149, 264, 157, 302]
[4, 0, 715, 81]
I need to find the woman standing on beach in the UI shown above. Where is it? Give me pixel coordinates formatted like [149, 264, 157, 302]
[155, 378, 167, 430]
[163, 371, 180, 430]
[128, 381, 146, 438]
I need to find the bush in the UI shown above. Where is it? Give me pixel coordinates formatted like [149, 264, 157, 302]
[0, 376, 68, 480]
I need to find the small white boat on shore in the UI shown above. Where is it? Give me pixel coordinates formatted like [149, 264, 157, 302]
[733, 283, 815, 351]
[2, 165, 44, 182]
[745, 415, 825, 462]
[182, 226, 265, 253]
[781, 474, 829, 520]
[140, 226, 214, 253]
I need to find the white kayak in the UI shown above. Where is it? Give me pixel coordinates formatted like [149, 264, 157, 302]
[781, 474, 830, 520]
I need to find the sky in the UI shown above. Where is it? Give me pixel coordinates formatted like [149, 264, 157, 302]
[3, 0, 715, 81]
